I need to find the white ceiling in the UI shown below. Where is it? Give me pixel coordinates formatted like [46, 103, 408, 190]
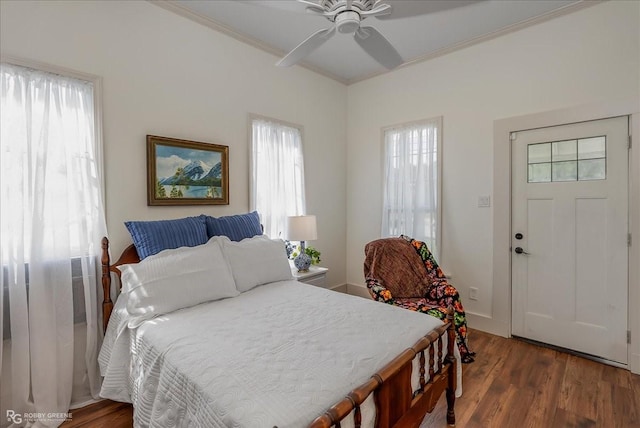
[156, 0, 594, 84]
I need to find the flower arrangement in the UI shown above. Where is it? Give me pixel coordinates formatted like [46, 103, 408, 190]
[285, 241, 321, 265]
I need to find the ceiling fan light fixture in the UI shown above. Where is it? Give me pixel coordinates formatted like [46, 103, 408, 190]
[335, 11, 361, 34]
[278, 0, 403, 68]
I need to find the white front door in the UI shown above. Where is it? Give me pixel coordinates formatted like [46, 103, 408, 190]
[511, 116, 629, 364]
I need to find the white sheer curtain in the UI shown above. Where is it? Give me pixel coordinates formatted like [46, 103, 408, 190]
[250, 118, 306, 239]
[381, 118, 441, 258]
[0, 63, 107, 427]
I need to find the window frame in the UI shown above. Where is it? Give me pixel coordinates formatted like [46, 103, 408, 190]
[1, 55, 105, 203]
[381, 116, 443, 260]
[248, 113, 306, 239]
[1, 56, 106, 260]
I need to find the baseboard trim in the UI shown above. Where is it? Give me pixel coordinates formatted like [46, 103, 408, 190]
[330, 283, 348, 293]
[630, 352, 640, 375]
[466, 312, 509, 338]
[70, 397, 102, 410]
[345, 283, 371, 299]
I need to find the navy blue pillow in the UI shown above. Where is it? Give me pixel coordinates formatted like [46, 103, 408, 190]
[125, 216, 208, 259]
[204, 211, 263, 242]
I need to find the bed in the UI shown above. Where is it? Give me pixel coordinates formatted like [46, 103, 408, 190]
[98, 227, 460, 428]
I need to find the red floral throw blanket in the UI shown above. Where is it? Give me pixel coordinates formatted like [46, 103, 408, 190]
[366, 235, 476, 363]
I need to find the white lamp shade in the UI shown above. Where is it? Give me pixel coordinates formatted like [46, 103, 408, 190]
[286, 215, 317, 241]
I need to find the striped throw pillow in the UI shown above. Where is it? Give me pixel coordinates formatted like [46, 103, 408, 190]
[204, 211, 263, 241]
[125, 216, 208, 259]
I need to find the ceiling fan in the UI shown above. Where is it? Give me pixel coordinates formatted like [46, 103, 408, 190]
[276, 0, 403, 70]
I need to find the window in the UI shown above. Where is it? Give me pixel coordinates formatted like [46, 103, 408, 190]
[527, 136, 607, 183]
[382, 118, 442, 259]
[250, 116, 306, 238]
[1, 63, 106, 261]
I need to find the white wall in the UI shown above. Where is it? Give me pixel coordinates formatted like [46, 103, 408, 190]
[346, 1, 639, 331]
[0, 0, 348, 288]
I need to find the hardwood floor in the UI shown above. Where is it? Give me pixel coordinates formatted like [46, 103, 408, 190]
[62, 330, 640, 428]
[421, 330, 640, 428]
[62, 399, 132, 428]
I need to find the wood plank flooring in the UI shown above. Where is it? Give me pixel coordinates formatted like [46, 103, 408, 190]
[62, 399, 133, 428]
[62, 330, 640, 428]
[421, 330, 640, 427]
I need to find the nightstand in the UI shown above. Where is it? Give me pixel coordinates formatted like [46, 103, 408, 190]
[291, 265, 329, 288]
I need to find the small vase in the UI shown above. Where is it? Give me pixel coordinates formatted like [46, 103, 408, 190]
[294, 253, 312, 272]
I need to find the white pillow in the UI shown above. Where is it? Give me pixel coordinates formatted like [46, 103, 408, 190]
[120, 238, 238, 327]
[218, 235, 293, 292]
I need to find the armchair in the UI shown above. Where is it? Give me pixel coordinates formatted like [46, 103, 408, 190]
[364, 235, 476, 363]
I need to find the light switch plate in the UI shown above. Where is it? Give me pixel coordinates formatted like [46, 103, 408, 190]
[478, 195, 491, 208]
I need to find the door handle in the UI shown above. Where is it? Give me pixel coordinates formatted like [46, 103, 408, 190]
[514, 247, 529, 255]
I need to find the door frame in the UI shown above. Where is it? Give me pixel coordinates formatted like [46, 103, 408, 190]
[490, 98, 639, 374]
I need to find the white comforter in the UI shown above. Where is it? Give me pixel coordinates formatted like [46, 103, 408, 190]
[99, 280, 461, 428]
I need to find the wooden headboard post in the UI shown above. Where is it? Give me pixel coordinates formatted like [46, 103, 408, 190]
[101, 237, 113, 334]
[100, 237, 141, 332]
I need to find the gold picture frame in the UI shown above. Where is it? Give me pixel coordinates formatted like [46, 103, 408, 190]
[147, 135, 229, 206]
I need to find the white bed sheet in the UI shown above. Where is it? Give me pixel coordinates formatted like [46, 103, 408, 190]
[99, 280, 461, 428]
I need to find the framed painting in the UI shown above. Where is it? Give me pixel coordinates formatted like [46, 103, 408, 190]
[147, 135, 229, 206]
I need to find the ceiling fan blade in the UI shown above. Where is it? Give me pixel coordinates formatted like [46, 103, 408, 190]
[360, 3, 392, 18]
[237, 0, 339, 19]
[354, 26, 403, 69]
[376, 0, 482, 20]
[296, 0, 341, 19]
[297, 0, 325, 13]
[277, 27, 336, 67]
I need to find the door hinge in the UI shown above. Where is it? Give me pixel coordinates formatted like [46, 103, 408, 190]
[628, 330, 632, 344]
[629, 233, 632, 247]
[629, 135, 632, 150]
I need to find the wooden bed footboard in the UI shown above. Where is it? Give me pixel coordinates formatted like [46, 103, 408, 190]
[309, 308, 456, 428]
[100, 237, 456, 428]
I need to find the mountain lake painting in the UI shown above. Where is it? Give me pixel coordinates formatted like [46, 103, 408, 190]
[147, 135, 229, 205]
